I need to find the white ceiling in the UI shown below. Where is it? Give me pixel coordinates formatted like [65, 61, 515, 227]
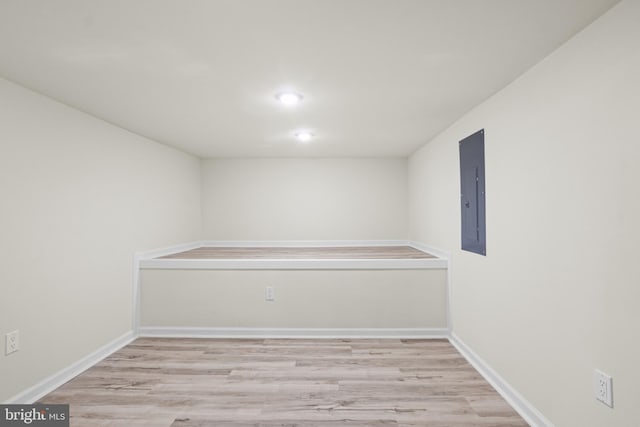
[0, 0, 619, 158]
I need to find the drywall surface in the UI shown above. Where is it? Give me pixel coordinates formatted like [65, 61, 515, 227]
[140, 269, 447, 328]
[201, 158, 408, 240]
[0, 77, 202, 402]
[409, 1, 639, 425]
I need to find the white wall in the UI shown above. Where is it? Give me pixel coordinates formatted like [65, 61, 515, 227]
[202, 158, 408, 241]
[408, 1, 639, 426]
[140, 269, 447, 329]
[0, 77, 202, 402]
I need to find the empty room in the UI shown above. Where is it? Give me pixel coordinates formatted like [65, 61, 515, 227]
[1, 0, 638, 426]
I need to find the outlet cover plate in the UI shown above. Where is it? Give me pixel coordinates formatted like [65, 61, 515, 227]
[594, 369, 613, 407]
[5, 330, 19, 355]
[265, 286, 275, 302]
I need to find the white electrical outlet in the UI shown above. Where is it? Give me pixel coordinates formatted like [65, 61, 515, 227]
[5, 330, 19, 355]
[594, 369, 613, 407]
[265, 286, 275, 301]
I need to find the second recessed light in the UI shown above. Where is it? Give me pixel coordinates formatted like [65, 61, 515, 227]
[276, 92, 303, 105]
[295, 132, 313, 143]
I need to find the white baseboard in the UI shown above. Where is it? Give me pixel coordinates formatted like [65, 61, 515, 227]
[4, 331, 135, 404]
[449, 333, 554, 427]
[138, 327, 449, 339]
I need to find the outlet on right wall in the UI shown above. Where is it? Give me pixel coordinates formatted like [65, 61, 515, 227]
[409, 1, 639, 426]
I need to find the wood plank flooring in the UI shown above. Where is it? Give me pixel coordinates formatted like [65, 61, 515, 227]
[41, 338, 528, 427]
[158, 246, 435, 260]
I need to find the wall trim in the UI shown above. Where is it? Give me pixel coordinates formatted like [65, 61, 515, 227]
[136, 241, 205, 260]
[132, 253, 141, 332]
[138, 327, 449, 339]
[449, 333, 554, 427]
[4, 331, 135, 404]
[133, 241, 206, 332]
[409, 241, 453, 333]
[408, 240, 450, 260]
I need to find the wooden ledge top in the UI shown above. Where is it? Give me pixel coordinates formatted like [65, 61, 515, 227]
[156, 246, 435, 260]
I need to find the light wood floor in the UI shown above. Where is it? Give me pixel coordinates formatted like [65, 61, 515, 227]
[158, 246, 435, 260]
[41, 338, 528, 426]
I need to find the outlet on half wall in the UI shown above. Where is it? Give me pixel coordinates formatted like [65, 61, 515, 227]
[594, 369, 613, 408]
[5, 330, 19, 355]
[265, 286, 275, 302]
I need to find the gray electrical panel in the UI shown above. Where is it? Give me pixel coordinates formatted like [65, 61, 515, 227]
[459, 129, 486, 255]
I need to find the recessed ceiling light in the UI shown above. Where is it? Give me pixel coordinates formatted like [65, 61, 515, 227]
[295, 132, 313, 143]
[276, 92, 303, 105]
